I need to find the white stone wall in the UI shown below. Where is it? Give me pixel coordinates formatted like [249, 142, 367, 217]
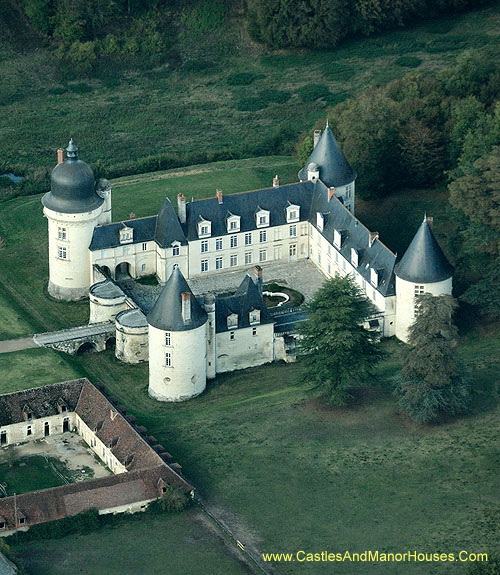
[395, 275, 452, 343]
[215, 323, 274, 374]
[148, 323, 207, 402]
[97, 189, 112, 225]
[187, 222, 309, 278]
[155, 244, 189, 284]
[91, 240, 156, 280]
[115, 323, 148, 364]
[89, 294, 128, 323]
[45, 206, 102, 300]
[0, 412, 76, 446]
[76, 414, 126, 474]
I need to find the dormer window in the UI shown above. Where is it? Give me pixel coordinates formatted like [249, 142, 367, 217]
[316, 213, 324, 232]
[119, 225, 133, 244]
[370, 268, 379, 287]
[227, 313, 238, 329]
[351, 248, 358, 267]
[172, 242, 180, 256]
[226, 213, 240, 233]
[23, 405, 33, 421]
[256, 207, 270, 228]
[286, 203, 300, 223]
[333, 229, 343, 249]
[197, 218, 211, 238]
[249, 309, 261, 325]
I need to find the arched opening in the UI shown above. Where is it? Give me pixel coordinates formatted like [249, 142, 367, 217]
[101, 265, 111, 278]
[115, 262, 132, 280]
[76, 342, 97, 355]
[63, 417, 70, 432]
[44, 422, 50, 436]
[106, 337, 116, 350]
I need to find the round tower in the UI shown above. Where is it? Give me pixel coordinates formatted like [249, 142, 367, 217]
[147, 266, 208, 402]
[395, 217, 453, 343]
[42, 140, 104, 300]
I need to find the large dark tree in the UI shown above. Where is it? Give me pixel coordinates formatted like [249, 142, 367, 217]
[297, 275, 383, 405]
[394, 294, 470, 424]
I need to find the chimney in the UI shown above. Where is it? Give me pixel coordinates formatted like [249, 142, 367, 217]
[216, 189, 223, 204]
[57, 148, 65, 164]
[273, 175, 279, 188]
[177, 193, 186, 224]
[426, 216, 434, 230]
[328, 187, 335, 201]
[369, 231, 379, 247]
[181, 292, 191, 323]
[253, 265, 263, 296]
[313, 129, 321, 148]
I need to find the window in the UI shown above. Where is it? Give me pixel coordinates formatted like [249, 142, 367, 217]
[216, 256, 223, 270]
[123, 246, 130, 255]
[256, 209, 270, 228]
[57, 227, 67, 240]
[414, 285, 425, 296]
[0, 521, 5, 529]
[252, 327, 257, 336]
[370, 268, 379, 287]
[328, 263, 331, 275]
[351, 248, 358, 267]
[274, 228, 281, 241]
[172, 245, 180, 256]
[230, 254, 238, 267]
[259, 230, 267, 243]
[290, 225, 297, 238]
[201, 240, 209, 253]
[18, 517, 25, 526]
[289, 244, 296, 257]
[227, 314, 238, 329]
[165, 332, 171, 346]
[201, 259, 208, 272]
[230, 235, 238, 248]
[141, 264, 146, 272]
[245, 233, 252, 245]
[317, 252, 321, 264]
[165, 352, 171, 367]
[333, 229, 342, 249]
[316, 212, 324, 231]
[414, 285, 425, 317]
[200, 225, 209, 236]
[259, 249, 267, 262]
[289, 211, 296, 220]
[245, 252, 252, 265]
[58, 246, 67, 259]
[142, 242, 147, 251]
[230, 220, 237, 230]
[286, 204, 300, 223]
[216, 238, 223, 251]
[229, 332, 235, 341]
[259, 216, 267, 225]
[27, 426, 32, 436]
[250, 310, 260, 324]
[1, 430, 7, 445]
[335, 251, 339, 264]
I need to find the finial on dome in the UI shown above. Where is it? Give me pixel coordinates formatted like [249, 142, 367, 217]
[326, 118, 329, 128]
[66, 138, 78, 159]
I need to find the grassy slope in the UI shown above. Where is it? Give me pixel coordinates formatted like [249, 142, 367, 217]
[1, 4, 500, 175]
[14, 508, 252, 575]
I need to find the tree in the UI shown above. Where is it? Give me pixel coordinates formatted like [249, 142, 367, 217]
[394, 294, 470, 424]
[297, 275, 383, 405]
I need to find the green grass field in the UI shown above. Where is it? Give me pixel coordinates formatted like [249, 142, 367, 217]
[0, 455, 67, 496]
[1, 3, 500, 179]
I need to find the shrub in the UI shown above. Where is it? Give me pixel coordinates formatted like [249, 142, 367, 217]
[236, 97, 267, 111]
[395, 56, 422, 68]
[148, 487, 190, 514]
[297, 83, 330, 102]
[321, 61, 355, 81]
[227, 72, 262, 86]
[180, 0, 226, 34]
[258, 88, 291, 104]
[68, 82, 93, 94]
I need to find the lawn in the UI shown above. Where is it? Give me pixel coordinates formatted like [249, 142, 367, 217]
[0, 455, 67, 496]
[1, 3, 500, 181]
[0, 348, 79, 396]
[13, 508, 252, 575]
[60, 327, 500, 575]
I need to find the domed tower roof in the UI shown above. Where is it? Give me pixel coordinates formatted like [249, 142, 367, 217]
[298, 122, 357, 188]
[395, 217, 453, 283]
[42, 139, 103, 214]
[147, 266, 207, 331]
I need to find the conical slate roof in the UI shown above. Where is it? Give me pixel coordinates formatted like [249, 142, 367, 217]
[42, 139, 103, 214]
[394, 218, 453, 283]
[147, 266, 207, 331]
[298, 124, 357, 188]
[154, 197, 187, 247]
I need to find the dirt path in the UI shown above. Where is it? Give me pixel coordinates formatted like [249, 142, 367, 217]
[0, 336, 37, 354]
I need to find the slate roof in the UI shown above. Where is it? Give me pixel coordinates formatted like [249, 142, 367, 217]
[0, 380, 84, 426]
[215, 274, 274, 333]
[42, 140, 103, 214]
[394, 218, 453, 283]
[298, 124, 357, 188]
[184, 182, 314, 241]
[147, 266, 208, 331]
[310, 181, 396, 297]
[89, 197, 187, 251]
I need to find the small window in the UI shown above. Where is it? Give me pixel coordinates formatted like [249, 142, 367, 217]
[230, 220, 237, 230]
[230, 332, 235, 341]
[57, 227, 67, 240]
[141, 264, 146, 272]
[58, 246, 67, 260]
[165, 352, 172, 367]
[259, 249, 267, 262]
[216, 256, 223, 270]
[201, 259, 208, 273]
[259, 230, 267, 243]
[172, 245, 180, 256]
[201, 240, 209, 253]
[245, 233, 252, 245]
[289, 225, 297, 238]
[200, 225, 209, 236]
[259, 216, 267, 226]
[245, 252, 252, 265]
[1, 430, 7, 445]
[230, 235, 238, 248]
[230, 254, 238, 267]
[27, 426, 32, 436]
[18, 517, 25, 525]
[252, 327, 257, 336]
[216, 238, 223, 251]
[165, 332, 171, 346]
[142, 242, 147, 251]
[0, 521, 5, 529]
